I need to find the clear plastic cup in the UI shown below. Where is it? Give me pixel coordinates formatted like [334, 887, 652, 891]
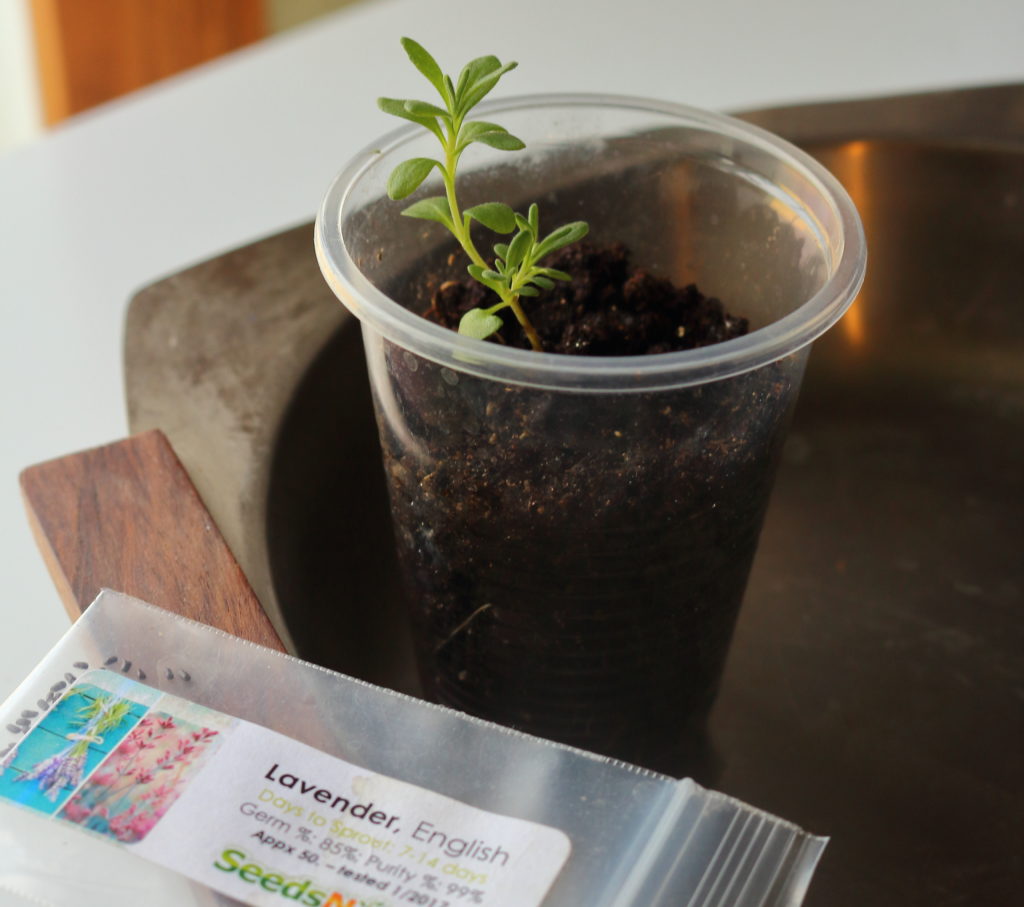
[316, 94, 865, 771]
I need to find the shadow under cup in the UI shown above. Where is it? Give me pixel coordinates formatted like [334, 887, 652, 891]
[315, 95, 865, 772]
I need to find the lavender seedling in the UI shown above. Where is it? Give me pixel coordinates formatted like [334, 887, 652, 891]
[379, 38, 588, 351]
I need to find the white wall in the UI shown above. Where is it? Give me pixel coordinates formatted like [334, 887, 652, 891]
[0, 0, 42, 153]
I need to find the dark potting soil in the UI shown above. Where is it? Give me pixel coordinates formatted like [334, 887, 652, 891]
[425, 241, 750, 355]
[380, 242, 794, 772]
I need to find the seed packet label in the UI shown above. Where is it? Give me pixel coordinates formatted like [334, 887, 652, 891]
[0, 671, 571, 907]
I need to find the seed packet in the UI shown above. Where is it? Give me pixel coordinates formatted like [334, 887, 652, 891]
[0, 591, 825, 906]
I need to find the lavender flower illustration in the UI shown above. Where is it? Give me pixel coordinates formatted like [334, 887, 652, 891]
[0, 744, 17, 775]
[17, 694, 134, 801]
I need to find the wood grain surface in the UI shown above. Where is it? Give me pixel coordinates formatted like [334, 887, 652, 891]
[19, 429, 285, 652]
[30, 0, 266, 125]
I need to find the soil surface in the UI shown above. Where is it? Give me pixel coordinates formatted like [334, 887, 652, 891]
[426, 241, 749, 355]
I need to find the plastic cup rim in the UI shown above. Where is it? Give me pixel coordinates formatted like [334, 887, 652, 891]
[315, 91, 867, 391]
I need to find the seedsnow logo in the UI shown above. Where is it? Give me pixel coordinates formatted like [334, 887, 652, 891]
[213, 848, 388, 906]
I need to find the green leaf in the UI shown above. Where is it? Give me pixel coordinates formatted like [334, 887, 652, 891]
[465, 202, 516, 233]
[456, 55, 501, 100]
[494, 243, 510, 259]
[401, 196, 454, 230]
[404, 99, 449, 119]
[459, 61, 518, 115]
[458, 307, 504, 340]
[518, 286, 540, 297]
[467, 265, 505, 295]
[539, 267, 573, 282]
[473, 131, 525, 151]
[530, 275, 555, 290]
[528, 203, 539, 234]
[460, 120, 507, 141]
[505, 229, 533, 268]
[400, 38, 446, 97]
[387, 158, 440, 200]
[513, 213, 531, 233]
[456, 121, 519, 153]
[534, 221, 589, 259]
[377, 97, 442, 140]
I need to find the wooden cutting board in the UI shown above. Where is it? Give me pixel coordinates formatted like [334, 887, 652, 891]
[19, 429, 286, 652]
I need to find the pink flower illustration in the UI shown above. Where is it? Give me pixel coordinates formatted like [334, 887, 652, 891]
[59, 711, 220, 842]
[61, 799, 90, 822]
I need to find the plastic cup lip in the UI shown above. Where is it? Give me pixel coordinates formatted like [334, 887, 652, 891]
[315, 92, 867, 392]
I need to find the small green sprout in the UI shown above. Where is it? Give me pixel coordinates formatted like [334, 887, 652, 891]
[378, 37, 588, 351]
